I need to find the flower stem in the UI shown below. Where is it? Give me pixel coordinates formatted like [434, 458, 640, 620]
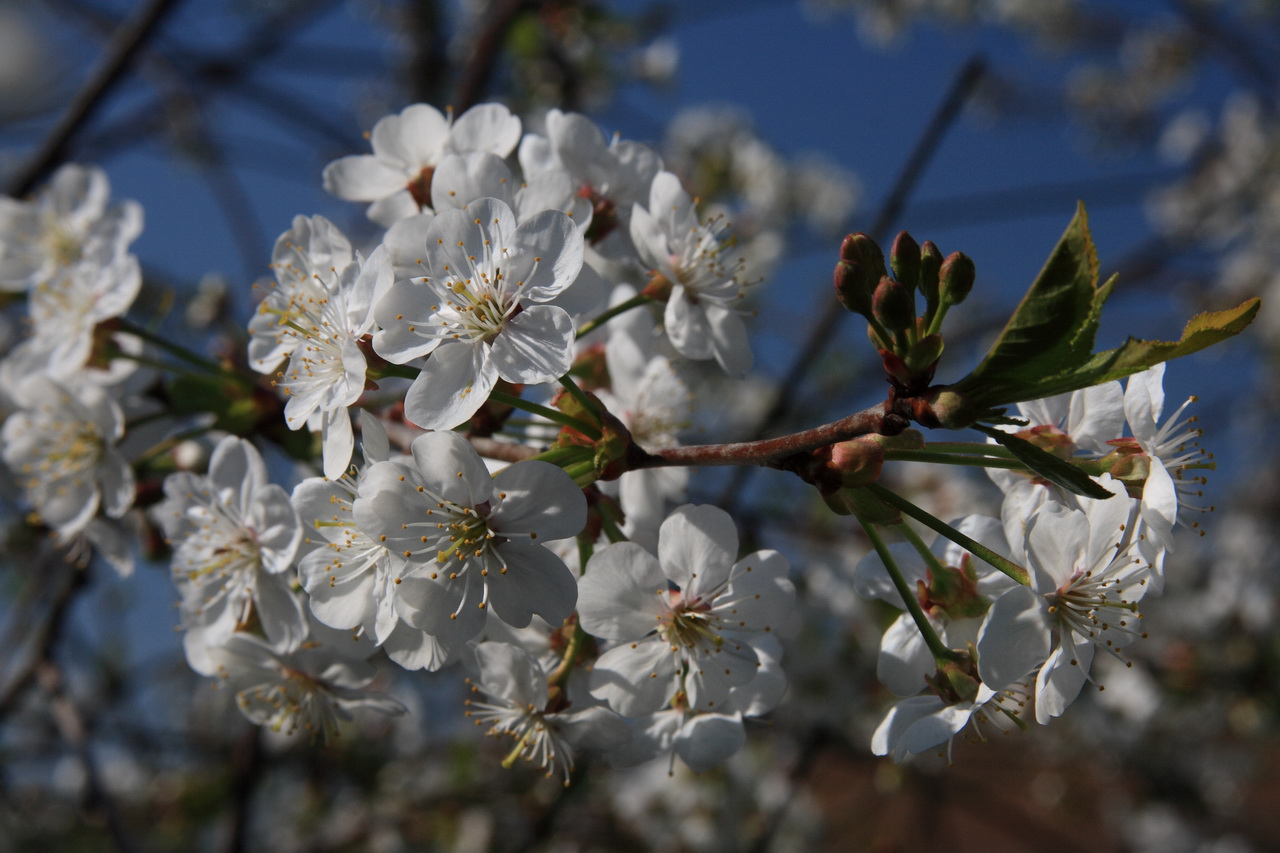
[547, 623, 587, 688]
[369, 363, 419, 381]
[855, 514, 958, 663]
[116, 317, 254, 389]
[575, 293, 651, 338]
[920, 442, 1014, 457]
[899, 523, 947, 577]
[488, 390, 601, 439]
[864, 482, 1031, 586]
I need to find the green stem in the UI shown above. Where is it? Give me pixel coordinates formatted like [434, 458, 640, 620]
[899, 523, 947, 578]
[369, 363, 419, 381]
[117, 318, 254, 389]
[575, 293, 651, 338]
[115, 352, 224, 384]
[488, 390, 601, 438]
[864, 482, 1031, 586]
[855, 514, 958, 663]
[885, 450, 1027, 470]
[548, 623, 588, 688]
[597, 500, 628, 544]
[925, 302, 951, 337]
[921, 442, 1014, 457]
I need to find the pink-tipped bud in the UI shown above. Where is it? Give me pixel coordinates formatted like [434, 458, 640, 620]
[890, 231, 921, 292]
[873, 275, 915, 333]
[834, 260, 872, 316]
[919, 240, 943, 307]
[940, 251, 975, 305]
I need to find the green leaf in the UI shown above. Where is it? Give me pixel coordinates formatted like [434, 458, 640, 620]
[974, 297, 1260, 405]
[963, 202, 1107, 392]
[975, 425, 1114, 500]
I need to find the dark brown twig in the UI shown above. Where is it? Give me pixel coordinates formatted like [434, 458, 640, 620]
[6, 0, 183, 198]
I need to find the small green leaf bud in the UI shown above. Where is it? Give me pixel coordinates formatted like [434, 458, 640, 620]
[905, 333, 945, 373]
[939, 251, 975, 305]
[872, 275, 915, 334]
[890, 231, 921, 292]
[919, 240, 943, 308]
[834, 260, 872, 316]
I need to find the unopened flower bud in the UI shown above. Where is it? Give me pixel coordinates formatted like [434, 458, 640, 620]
[840, 232, 886, 277]
[873, 275, 915, 333]
[919, 240, 943, 308]
[939, 251, 975, 305]
[834, 259, 872, 316]
[890, 231, 921, 293]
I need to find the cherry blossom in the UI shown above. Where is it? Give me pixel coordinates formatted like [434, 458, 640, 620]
[373, 197, 584, 430]
[323, 103, 521, 226]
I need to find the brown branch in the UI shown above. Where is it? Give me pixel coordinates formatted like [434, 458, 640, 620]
[631, 403, 897, 470]
[6, 0, 184, 198]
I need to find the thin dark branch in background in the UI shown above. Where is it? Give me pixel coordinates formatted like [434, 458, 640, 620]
[6, 0, 183, 198]
[1167, 0, 1279, 103]
[36, 656, 140, 853]
[221, 727, 263, 853]
[717, 55, 987, 507]
[452, 0, 530, 113]
[0, 561, 84, 716]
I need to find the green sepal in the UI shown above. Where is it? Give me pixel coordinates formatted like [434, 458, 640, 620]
[975, 424, 1113, 500]
[822, 486, 902, 524]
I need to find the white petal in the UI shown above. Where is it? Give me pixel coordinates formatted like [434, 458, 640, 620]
[578, 542, 669, 640]
[489, 305, 574, 384]
[487, 540, 579, 628]
[877, 613, 937, 697]
[658, 504, 737, 593]
[976, 586, 1051, 688]
[403, 342, 497, 431]
[323, 155, 408, 201]
[590, 640, 678, 716]
[674, 713, 745, 772]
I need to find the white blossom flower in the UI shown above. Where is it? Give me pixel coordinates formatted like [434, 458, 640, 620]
[373, 197, 584, 430]
[463, 641, 628, 785]
[275, 246, 392, 480]
[294, 415, 460, 671]
[208, 630, 405, 743]
[1, 375, 134, 541]
[986, 381, 1125, 551]
[249, 215, 355, 374]
[605, 635, 787, 772]
[353, 430, 587, 646]
[519, 109, 662, 251]
[630, 171, 755, 376]
[158, 437, 305, 669]
[1002, 477, 1152, 724]
[323, 103, 521, 227]
[1116, 362, 1212, 555]
[0, 163, 141, 293]
[579, 504, 793, 716]
[871, 679, 1032, 762]
[597, 287, 691, 544]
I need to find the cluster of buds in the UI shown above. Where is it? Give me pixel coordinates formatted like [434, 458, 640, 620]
[834, 231, 975, 395]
